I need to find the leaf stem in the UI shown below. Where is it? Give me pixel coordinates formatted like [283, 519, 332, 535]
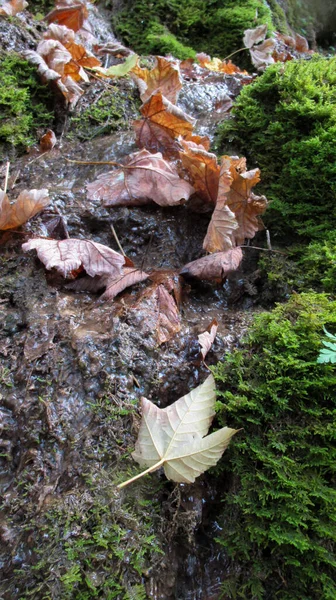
[117, 459, 165, 489]
[222, 47, 249, 62]
[65, 158, 121, 167]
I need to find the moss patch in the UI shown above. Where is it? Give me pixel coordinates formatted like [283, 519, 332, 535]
[215, 56, 336, 241]
[0, 52, 54, 159]
[212, 292, 336, 599]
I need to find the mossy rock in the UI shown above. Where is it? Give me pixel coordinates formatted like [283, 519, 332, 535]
[213, 292, 336, 599]
[110, 0, 274, 65]
[0, 52, 54, 159]
[215, 56, 336, 241]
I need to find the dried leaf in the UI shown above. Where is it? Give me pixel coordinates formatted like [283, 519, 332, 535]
[118, 375, 237, 487]
[203, 162, 237, 252]
[93, 53, 138, 78]
[130, 56, 182, 104]
[0, 0, 27, 15]
[243, 24, 268, 49]
[198, 319, 218, 360]
[22, 238, 127, 279]
[46, 0, 89, 32]
[135, 282, 181, 345]
[196, 53, 247, 74]
[44, 23, 76, 45]
[179, 141, 219, 205]
[134, 92, 195, 156]
[87, 149, 194, 207]
[0, 189, 49, 230]
[294, 32, 309, 53]
[250, 38, 276, 70]
[224, 156, 267, 245]
[39, 130, 57, 152]
[101, 268, 149, 301]
[180, 247, 243, 281]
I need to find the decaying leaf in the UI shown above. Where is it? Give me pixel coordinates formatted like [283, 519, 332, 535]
[243, 25, 276, 70]
[93, 53, 138, 78]
[0, 189, 49, 230]
[46, 0, 89, 32]
[198, 319, 218, 361]
[87, 149, 194, 207]
[67, 267, 149, 301]
[196, 53, 246, 75]
[130, 56, 182, 104]
[203, 161, 237, 252]
[294, 32, 309, 53]
[118, 375, 238, 487]
[179, 141, 220, 205]
[243, 24, 268, 49]
[134, 92, 195, 156]
[22, 238, 127, 279]
[180, 247, 243, 281]
[39, 130, 57, 152]
[0, 0, 27, 15]
[224, 156, 267, 245]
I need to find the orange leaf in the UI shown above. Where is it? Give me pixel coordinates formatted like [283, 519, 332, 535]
[131, 56, 182, 104]
[203, 161, 237, 253]
[39, 130, 57, 152]
[196, 53, 247, 75]
[179, 140, 220, 205]
[0, 189, 49, 230]
[46, 1, 89, 32]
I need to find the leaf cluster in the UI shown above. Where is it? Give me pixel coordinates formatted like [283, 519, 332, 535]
[212, 292, 336, 599]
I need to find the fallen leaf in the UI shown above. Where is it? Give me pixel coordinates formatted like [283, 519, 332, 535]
[198, 319, 218, 360]
[250, 39, 276, 70]
[179, 141, 219, 205]
[87, 149, 194, 207]
[118, 375, 238, 487]
[0, 189, 49, 230]
[43, 27, 101, 77]
[94, 41, 134, 57]
[44, 23, 75, 45]
[180, 247, 243, 281]
[67, 267, 149, 300]
[46, 0, 89, 32]
[183, 134, 211, 151]
[134, 92, 195, 156]
[196, 53, 247, 74]
[224, 156, 268, 245]
[134, 280, 181, 345]
[243, 24, 268, 49]
[203, 161, 237, 252]
[93, 53, 138, 78]
[294, 32, 309, 53]
[130, 56, 182, 104]
[39, 130, 57, 152]
[0, 0, 27, 15]
[22, 238, 127, 279]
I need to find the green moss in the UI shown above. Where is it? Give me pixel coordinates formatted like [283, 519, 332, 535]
[0, 52, 54, 158]
[216, 56, 336, 241]
[212, 292, 336, 599]
[111, 0, 274, 65]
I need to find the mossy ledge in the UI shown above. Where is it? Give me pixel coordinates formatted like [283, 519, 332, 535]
[212, 292, 336, 599]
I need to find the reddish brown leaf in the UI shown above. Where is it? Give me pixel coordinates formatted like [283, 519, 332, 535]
[203, 161, 237, 252]
[224, 156, 268, 245]
[131, 56, 182, 104]
[44, 24, 101, 75]
[101, 268, 149, 301]
[22, 238, 127, 279]
[135, 282, 181, 345]
[39, 130, 57, 152]
[179, 141, 219, 205]
[180, 247, 243, 281]
[294, 33, 309, 53]
[198, 319, 218, 360]
[46, 1, 89, 32]
[0, 189, 49, 230]
[0, 0, 27, 15]
[134, 92, 195, 156]
[87, 149, 194, 207]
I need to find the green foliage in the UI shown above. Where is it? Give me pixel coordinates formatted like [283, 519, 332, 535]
[110, 0, 273, 64]
[317, 328, 336, 364]
[216, 56, 336, 241]
[0, 52, 54, 158]
[212, 292, 336, 599]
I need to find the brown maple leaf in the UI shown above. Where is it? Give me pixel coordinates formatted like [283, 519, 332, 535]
[46, 0, 89, 32]
[0, 189, 49, 230]
[87, 149, 194, 207]
[224, 156, 268, 245]
[0, 0, 27, 15]
[180, 247, 243, 281]
[22, 238, 128, 279]
[179, 141, 220, 205]
[134, 92, 195, 156]
[44, 24, 101, 76]
[131, 56, 182, 104]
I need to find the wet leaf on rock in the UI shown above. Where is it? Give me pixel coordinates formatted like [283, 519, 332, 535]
[198, 319, 218, 361]
[67, 267, 149, 301]
[87, 149, 194, 207]
[0, 0, 27, 16]
[130, 56, 182, 104]
[203, 161, 237, 252]
[118, 375, 238, 487]
[180, 247, 243, 281]
[179, 141, 220, 205]
[0, 189, 49, 230]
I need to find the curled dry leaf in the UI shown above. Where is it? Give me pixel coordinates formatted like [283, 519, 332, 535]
[179, 140, 219, 205]
[46, 0, 89, 32]
[130, 56, 182, 104]
[198, 319, 218, 361]
[39, 130, 57, 152]
[118, 375, 238, 487]
[243, 25, 276, 70]
[87, 149, 194, 207]
[0, 0, 27, 15]
[224, 156, 267, 245]
[0, 189, 49, 231]
[94, 41, 134, 57]
[180, 247, 243, 281]
[44, 25, 101, 79]
[196, 53, 247, 75]
[134, 91, 195, 156]
[22, 238, 127, 279]
[243, 24, 268, 49]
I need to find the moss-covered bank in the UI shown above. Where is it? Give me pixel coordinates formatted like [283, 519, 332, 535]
[212, 292, 336, 599]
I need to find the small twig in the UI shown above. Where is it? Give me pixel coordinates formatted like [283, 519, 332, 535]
[110, 224, 126, 256]
[266, 229, 272, 250]
[3, 161, 10, 194]
[241, 245, 287, 255]
[26, 152, 48, 166]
